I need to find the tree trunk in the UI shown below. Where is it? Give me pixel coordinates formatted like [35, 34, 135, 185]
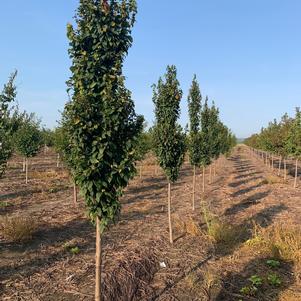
[271, 155, 274, 170]
[73, 183, 77, 206]
[192, 165, 196, 211]
[57, 153, 60, 168]
[202, 166, 205, 193]
[167, 182, 173, 244]
[23, 157, 26, 172]
[25, 158, 28, 184]
[95, 216, 102, 301]
[265, 152, 267, 165]
[278, 156, 282, 176]
[294, 159, 298, 188]
[284, 159, 287, 180]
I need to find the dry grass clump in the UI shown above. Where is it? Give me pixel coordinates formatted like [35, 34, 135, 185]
[0, 215, 38, 242]
[201, 269, 222, 300]
[262, 175, 284, 185]
[246, 223, 301, 266]
[202, 206, 243, 246]
[174, 215, 186, 234]
[186, 218, 201, 236]
[173, 216, 202, 237]
[31, 169, 69, 180]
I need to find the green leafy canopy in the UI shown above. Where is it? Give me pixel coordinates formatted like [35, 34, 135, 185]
[0, 71, 17, 177]
[65, 0, 143, 231]
[152, 65, 186, 183]
[187, 75, 202, 167]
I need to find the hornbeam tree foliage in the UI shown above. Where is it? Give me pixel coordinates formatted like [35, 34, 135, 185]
[286, 109, 301, 157]
[0, 71, 17, 178]
[286, 108, 301, 187]
[199, 97, 212, 191]
[187, 75, 202, 210]
[245, 110, 298, 181]
[66, 0, 143, 300]
[152, 65, 186, 244]
[14, 117, 42, 184]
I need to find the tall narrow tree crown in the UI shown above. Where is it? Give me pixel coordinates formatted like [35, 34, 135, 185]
[188, 75, 202, 166]
[153, 65, 186, 182]
[65, 0, 143, 231]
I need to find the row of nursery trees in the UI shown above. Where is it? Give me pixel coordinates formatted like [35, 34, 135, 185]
[245, 108, 301, 187]
[0, 71, 51, 184]
[152, 67, 236, 244]
[1, 1, 235, 300]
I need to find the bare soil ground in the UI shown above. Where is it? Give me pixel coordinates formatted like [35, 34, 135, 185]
[0, 145, 301, 300]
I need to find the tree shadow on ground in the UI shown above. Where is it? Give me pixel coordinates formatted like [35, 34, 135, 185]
[235, 167, 257, 174]
[216, 204, 288, 258]
[122, 191, 163, 205]
[228, 177, 262, 188]
[0, 218, 94, 255]
[230, 182, 265, 198]
[0, 189, 42, 202]
[0, 218, 94, 284]
[121, 205, 165, 222]
[225, 191, 270, 216]
[234, 171, 262, 180]
[216, 256, 294, 301]
[0, 202, 29, 215]
[126, 181, 166, 195]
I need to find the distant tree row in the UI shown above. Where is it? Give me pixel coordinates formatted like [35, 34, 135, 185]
[245, 108, 301, 187]
[0, 72, 57, 183]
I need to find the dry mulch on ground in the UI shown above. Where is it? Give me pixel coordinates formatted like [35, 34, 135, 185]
[0, 146, 301, 300]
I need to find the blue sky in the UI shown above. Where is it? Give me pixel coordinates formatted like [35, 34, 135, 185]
[0, 0, 300, 137]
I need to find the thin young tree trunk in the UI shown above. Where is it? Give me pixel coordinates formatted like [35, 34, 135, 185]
[202, 166, 205, 193]
[23, 157, 26, 172]
[265, 153, 267, 166]
[95, 216, 102, 301]
[278, 156, 282, 176]
[25, 158, 28, 184]
[294, 159, 298, 188]
[284, 159, 287, 180]
[167, 182, 173, 244]
[57, 153, 60, 168]
[192, 165, 196, 211]
[271, 155, 274, 170]
[73, 183, 77, 206]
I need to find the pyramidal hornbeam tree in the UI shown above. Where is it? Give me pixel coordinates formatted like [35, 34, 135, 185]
[199, 96, 212, 192]
[152, 65, 186, 244]
[66, 1, 143, 300]
[14, 118, 42, 184]
[207, 102, 220, 183]
[286, 108, 301, 188]
[0, 71, 17, 178]
[53, 122, 79, 205]
[187, 75, 202, 210]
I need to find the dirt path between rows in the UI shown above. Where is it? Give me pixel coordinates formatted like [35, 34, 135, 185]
[0, 145, 300, 300]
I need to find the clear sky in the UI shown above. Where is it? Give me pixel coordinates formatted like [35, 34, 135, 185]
[0, 0, 300, 138]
